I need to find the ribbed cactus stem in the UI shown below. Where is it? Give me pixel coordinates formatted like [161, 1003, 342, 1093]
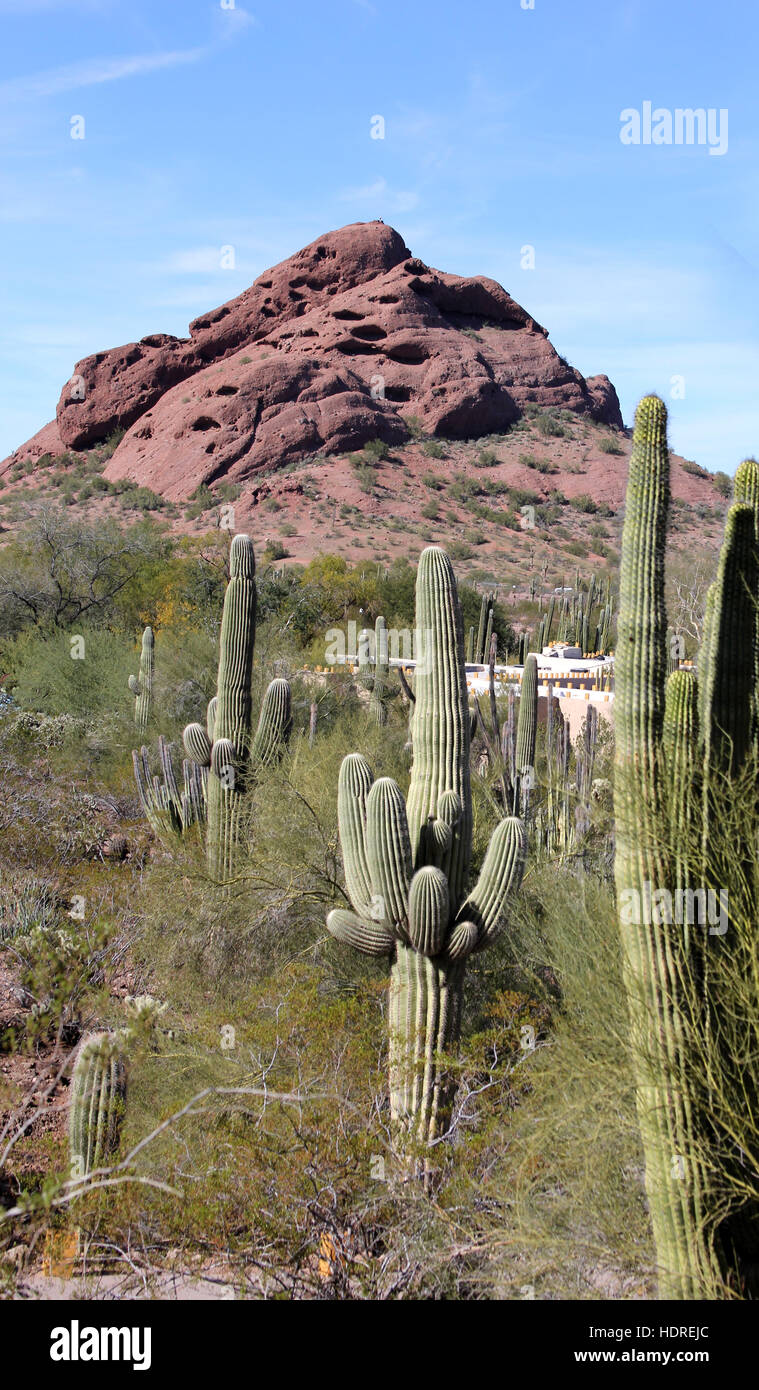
[68, 1032, 128, 1179]
[406, 547, 471, 909]
[733, 457, 759, 516]
[700, 504, 758, 780]
[483, 602, 494, 666]
[515, 653, 538, 814]
[475, 593, 488, 664]
[128, 626, 154, 733]
[663, 669, 699, 929]
[614, 395, 719, 1298]
[250, 678, 292, 765]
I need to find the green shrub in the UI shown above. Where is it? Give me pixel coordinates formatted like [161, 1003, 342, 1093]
[263, 540, 288, 561]
[9, 626, 135, 719]
[536, 413, 566, 438]
[569, 493, 598, 513]
[363, 438, 391, 463]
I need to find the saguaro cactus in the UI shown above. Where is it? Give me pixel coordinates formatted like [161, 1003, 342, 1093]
[128, 626, 154, 733]
[327, 547, 527, 1157]
[614, 395, 722, 1298]
[182, 535, 291, 882]
[68, 1031, 128, 1179]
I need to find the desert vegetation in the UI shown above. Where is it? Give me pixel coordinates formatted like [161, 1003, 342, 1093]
[0, 400, 757, 1300]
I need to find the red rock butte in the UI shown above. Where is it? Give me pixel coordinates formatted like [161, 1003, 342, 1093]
[5, 221, 623, 501]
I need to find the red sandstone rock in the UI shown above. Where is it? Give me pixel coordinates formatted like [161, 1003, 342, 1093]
[3, 222, 623, 499]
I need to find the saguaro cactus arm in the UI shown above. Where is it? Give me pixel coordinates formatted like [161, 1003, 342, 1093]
[250, 677, 292, 765]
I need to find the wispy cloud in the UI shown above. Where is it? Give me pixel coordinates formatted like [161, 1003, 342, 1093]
[0, 4, 257, 102]
[0, 1, 112, 10]
[160, 247, 238, 276]
[0, 48, 208, 102]
[338, 176, 419, 214]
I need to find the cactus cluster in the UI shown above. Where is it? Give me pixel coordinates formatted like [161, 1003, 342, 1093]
[327, 547, 527, 1156]
[467, 591, 495, 664]
[523, 575, 614, 658]
[132, 735, 207, 842]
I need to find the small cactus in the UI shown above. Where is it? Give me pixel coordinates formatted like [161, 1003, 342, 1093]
[68, 1032, 128, 1180]
[128, 627, 154, 733]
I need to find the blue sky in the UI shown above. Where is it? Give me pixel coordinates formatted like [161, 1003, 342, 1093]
[1, 0, 756, 471]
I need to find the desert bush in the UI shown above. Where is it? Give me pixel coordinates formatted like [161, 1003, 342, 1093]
[9, 627, 135, 721]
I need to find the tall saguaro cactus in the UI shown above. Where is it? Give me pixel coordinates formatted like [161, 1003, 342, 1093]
[128, 626, 154, 733]
[182, 535, 291, 883]
[614, 396, 722, 1298]
[327, 547, 527, 1158]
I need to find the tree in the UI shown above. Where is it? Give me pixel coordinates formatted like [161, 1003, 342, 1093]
[0, 503, 169, 635]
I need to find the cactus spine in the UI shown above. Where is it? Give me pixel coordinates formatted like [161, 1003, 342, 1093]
[327, 548, 526, 1160]
[69, 1032, 128, 1179]
[128, 626, 154, 733]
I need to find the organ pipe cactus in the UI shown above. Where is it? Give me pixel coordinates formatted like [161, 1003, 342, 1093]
[68, 1031, 128, 1179]
[182, 535, 291, 883]
[128, 626, 154, 733]
[327, 547, 527, 1159]
[613, 395, 722, 1298]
